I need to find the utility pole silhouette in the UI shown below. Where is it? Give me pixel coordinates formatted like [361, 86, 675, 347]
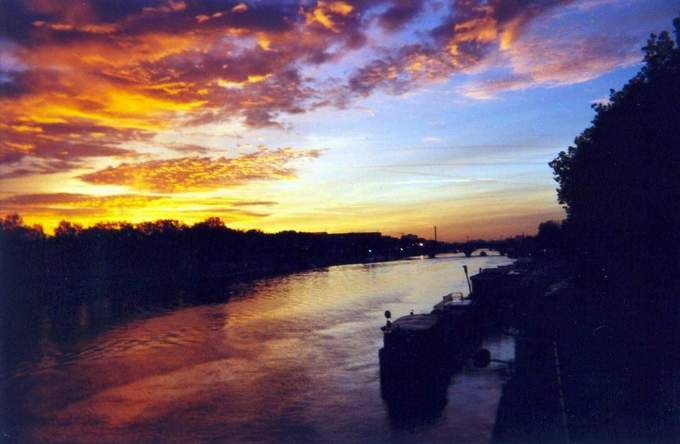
[429, 226, 438, 258]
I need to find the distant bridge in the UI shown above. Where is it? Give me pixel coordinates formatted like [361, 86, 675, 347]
[429, 239, 513, 257]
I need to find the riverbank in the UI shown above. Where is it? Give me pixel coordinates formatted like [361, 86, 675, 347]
[489, 258, 680, 442]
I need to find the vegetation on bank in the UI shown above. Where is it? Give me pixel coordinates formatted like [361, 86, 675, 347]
[0, 216, 404, 291]
[544, 16, 680, 310]
[0, 214, 532, 297]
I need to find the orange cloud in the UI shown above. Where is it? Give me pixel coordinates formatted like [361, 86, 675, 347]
[0, 0, 367, 172]
[305, 1, 355, 32]
[0, 0, 584, 175]
[0, 193, 161, 209]
[0, 192, 278, 233]
[458, 32, 640, 99]
[344, 0, 575, 99]
[78, 148, 322, 192]
[0, 0, 641, 236]
[0, 193, 164, 228]
[232, 3, 248, 14]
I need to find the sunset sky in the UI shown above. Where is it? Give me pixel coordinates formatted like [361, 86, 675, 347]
[0, 0, 676, 240]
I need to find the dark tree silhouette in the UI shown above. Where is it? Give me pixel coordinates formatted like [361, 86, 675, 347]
[549, 17, 680, 313]
[0, 214, 439, 298]
[533, 220, 562, 257]
[547, 21, 680, 437]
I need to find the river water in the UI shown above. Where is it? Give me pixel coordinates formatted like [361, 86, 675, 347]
[4, 254, 515, 443]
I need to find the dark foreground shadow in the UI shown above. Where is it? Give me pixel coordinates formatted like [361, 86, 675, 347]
[380, 362, 452, 430]
[491, 337, 566, 444]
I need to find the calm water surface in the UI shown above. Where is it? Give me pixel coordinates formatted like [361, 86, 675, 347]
[5, 254, 514, 443]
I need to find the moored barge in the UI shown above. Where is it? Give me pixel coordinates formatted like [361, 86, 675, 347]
[379, 263, 530, 400]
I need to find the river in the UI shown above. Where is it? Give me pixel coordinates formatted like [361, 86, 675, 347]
[3, 253, 515, 443]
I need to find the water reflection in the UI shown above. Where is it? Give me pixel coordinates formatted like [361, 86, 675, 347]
[3, 254, 514, 443]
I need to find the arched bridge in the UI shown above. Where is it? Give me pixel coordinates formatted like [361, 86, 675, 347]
[430, 239, 514, 257]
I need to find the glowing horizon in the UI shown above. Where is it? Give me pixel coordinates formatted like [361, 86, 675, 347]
[1, 0, 676, 241]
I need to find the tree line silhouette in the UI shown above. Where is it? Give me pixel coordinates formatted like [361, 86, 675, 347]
[527, 16, 680, 441]
[0, 215, 403, 294]
[0, 214, 527, 298]
[548, 16, 680, 321]
[0, 214, 539, 295]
